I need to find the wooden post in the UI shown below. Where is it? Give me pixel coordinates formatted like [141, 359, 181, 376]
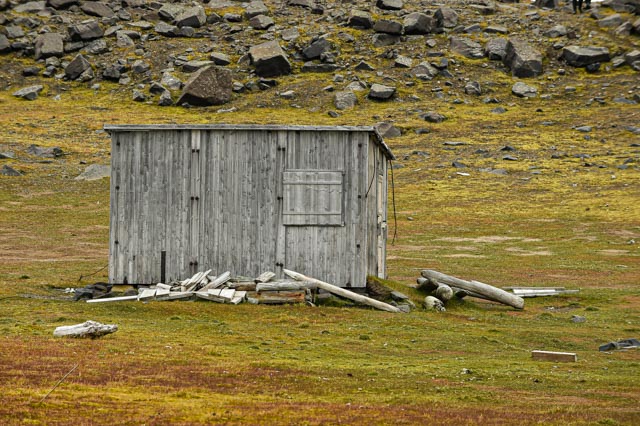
[421, 270, 524, 309]
[284, 269, 402, 313]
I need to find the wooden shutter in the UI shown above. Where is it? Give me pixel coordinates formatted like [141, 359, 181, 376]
[282, 170, 344, 226]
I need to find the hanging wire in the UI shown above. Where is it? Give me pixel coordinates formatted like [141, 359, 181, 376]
[389, 160, 398, 245]
[365, 169, 375, 198]
[78, 264, 108, 283]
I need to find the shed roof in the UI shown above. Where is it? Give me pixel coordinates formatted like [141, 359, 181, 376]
[103, 124, 395, 160]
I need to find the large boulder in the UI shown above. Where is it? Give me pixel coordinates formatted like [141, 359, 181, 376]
[245, 1, 269, 19]
[533, 0, 558, 8]
[403, 12, 435, 34]
[0, 35, 10, 53]
[249, 41, 292, 77]
[177, 66, 232, 106]
[158, 4, 185, 22]
[81, 2, 115, 18]
[434, 7, 458, 28]
[65, 54, 92, 80]
[598, 14, 624, 28]
[368, 83, 396, 100]
[373, 20, 403, 35]
[69, 20, 104, 41]
[47, 0, 77, 9]
[302, 38, 331, 60]
[175, 6, 206, 28]
[503, 39, 543, 77]
[376, 0, 403, 10]
[561, 46, 611, 67]
[485, 38, 508, 60]
[334, 91, 357, 110]
[13, 85, 44, 101]
[450, 36, 484, 59]
[348, 10, 374, 29]
[34, 33, 64, 60]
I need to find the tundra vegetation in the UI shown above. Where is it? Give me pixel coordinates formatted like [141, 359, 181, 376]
[0, 0, 639, 424]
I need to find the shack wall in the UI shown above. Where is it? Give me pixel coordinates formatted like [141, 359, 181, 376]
[108, 125, 391, 287]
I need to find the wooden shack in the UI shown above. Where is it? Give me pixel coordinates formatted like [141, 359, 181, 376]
[104, 124, 394, 288]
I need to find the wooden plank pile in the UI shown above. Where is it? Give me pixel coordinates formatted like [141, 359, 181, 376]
[86, 270, 313, 305]
[416, 269, 525, 311]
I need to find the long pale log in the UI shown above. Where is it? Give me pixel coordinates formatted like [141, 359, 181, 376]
[53, 321, 118, 338]
[284, 269, 402, 313]
[256, 281, 315, 292]
[421, 270, 524, 309]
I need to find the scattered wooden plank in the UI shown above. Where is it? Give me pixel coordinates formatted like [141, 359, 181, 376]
[255, 271, 276, 283]
[196, 292, 224, 302]
[531, 350, 577, 363]
[155, 283, 172, 290]
[230, 291, 247, 305]
[138, 288, 156, 301]
[227, 281, 256, 291]
[219, 288, 236, 300]
[200, 271, 231, 291]
[256, 281, 314, 292]
[156, 288, 170, 297]
[53, 321, 118, 338]
[284, 269, 402, 313]
[421, 270, 524, 310]
[87, 295, 139, 303]
[156, 291, 194, 301]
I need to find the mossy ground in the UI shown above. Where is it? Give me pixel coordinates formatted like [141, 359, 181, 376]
[1, 44, 639, 425]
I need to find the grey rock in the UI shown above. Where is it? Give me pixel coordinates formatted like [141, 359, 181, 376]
[355, 61, 375, 71]
[177, 66, 232, 106]
[598, 14, 623, 28]
[13, 85, 44, 101]
[411, 61, 439, 80]
[210, 52, 231, 66]
[571, 315, 586, 323]
[376, 0, 403, 10]
[64, 54, 92, 80]
[34, 33, 64, 60]
[302, 38, 331, 60]
[245, 1, 269, 19]
[0, 35, 9, 53]
[334, 91, 357, 110]
[373, 19, 403, 35]
[132, 60, 150, 74]
[47, 0, 77, 9]
[576, 126, 592, 132]
[375, 121, 401, 138]
[435, 7, 458, 28]
[5, 26, 24, 39]
[69, 20, 104, 41]
[625, 49, 640, 65]
[368, 83, 395, 100]
[74, 164, 110, 181]
[348, 10, 373, 29]
[421, 111, 446, 123]
[512, 81, 538, 97]
[249, 15, 274, 30]
[561, 46, 610, 67]
[26, 144, 63, 158]
[149, 82, 168, 95]
[158, 91, 173, 106]
[249, 40, 292, 77]
[116, 31, 135, 47]
[301, 62, 338, 72]
[504, 39, 543, 77]
[175, 6, 206, 28]
[159, 4, 185, 22]
[404, 12, 435, 34]
[544, 25, 568, 38]
[450, 36, 484, 59]
[181, 60, 213, 73]
[485, 25, 508, 34]
[0, 152, 14, 159]
[155, 22, 180, 37]
[132, 90, 146, 102]
[161, 72, 183, 90]
[533, 0, 558, 8]
[394, 55, 412, 68]
[81, 2, 114, 18]
[288, 0, 315, 8]
[615, 22, 633, 36]
[372, 34, 400, 47]
[14, 1, 47, 12]
[85, 39, 108, 55]
[281, 28, 300, 42]
[1, 165, 22, 176]
[464, 81, 482, 95]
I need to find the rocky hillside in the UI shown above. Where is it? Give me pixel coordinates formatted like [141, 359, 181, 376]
[1, 0, 638, 108]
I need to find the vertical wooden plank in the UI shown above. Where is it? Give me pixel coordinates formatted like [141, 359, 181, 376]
[190, 130, 201, 276]
[108, 132, 120, 283]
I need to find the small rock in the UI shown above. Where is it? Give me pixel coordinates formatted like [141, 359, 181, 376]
[74, 164, 110, 181]
[512, 81, 537, 98]
[13, 85, 44, 101]
[368, 83, 395, 100]
[571, 315, 586, 323]
[1, 165, 22, 176]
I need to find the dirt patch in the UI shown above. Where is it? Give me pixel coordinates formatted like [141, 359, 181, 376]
[598, 249, 631, 255]
[505, 247, 553, 256]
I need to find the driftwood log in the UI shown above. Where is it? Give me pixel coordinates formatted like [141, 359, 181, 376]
[421, 270, 525, 310]
[284, 269, 402, 313]
[53, 320, 118, 338]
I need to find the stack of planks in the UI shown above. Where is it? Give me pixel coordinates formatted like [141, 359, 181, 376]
[86, 270, 311, 305]
[416, 269, 525, 311]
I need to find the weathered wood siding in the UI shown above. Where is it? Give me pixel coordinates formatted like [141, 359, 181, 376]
[108, 125, 392, 287]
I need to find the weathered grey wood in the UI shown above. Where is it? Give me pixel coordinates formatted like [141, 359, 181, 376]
[108, 126, 392, 287]
[246, 290, 307, 304]
[200, 271, 230, 291]
[230, 290, 247, 304]
[138, 288, 156, 300]
[531, 350, 577, 362]
[421, 270, 525, 310]
[155, 283, 171, 290]
[434, 284, 453, 302]
[53, 321, 118, 338]
[255, 271, 276, 283]
[256, 281, 314, 292]
[284, 269, 402, 313]
[87, 295, 139, 303]
[416, 277, 439, 292]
